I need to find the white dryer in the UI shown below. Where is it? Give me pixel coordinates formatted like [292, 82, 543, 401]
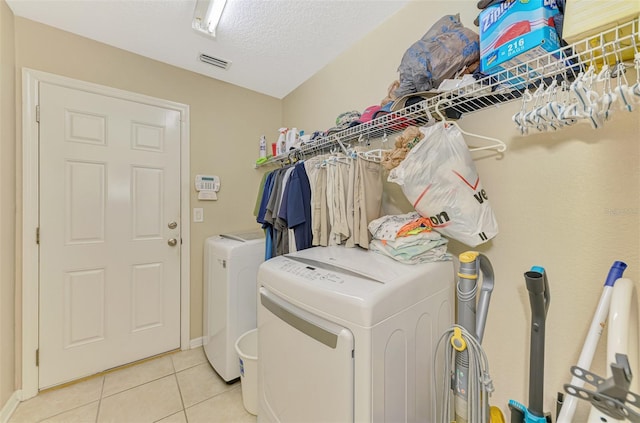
[257, 246, 454, 423]
[203, 231, 265, 382]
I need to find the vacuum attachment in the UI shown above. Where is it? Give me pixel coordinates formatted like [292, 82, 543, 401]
[509, 266, 552, 423]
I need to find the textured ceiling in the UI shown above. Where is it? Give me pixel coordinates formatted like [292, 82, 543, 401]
[7, 0, 410, 99]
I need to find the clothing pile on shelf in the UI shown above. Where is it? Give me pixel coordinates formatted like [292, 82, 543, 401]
[394, 14, 480, 100]
[281, 15, 480, 151]
[368, 212, 451, 264]
[255, 151, 383, 259]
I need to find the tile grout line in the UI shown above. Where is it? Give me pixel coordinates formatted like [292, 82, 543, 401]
[169, 354, 236, 422]
[32, 401, 100, 423]
[171, 355, 189, 423]
[31, 377, 104, 423]
[36, 349, 179, 397]
[95, 377, 105, 423]
[100, 372, 175, 400]
[98, 353, 180, 400]
[29, 351, 210, 423]
[22, 352, 205, 423]
[177, 382, 242, 413]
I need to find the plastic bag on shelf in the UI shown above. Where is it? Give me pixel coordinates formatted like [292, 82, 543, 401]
[387, 122, 499, 247]
[394, 14, 480, 98]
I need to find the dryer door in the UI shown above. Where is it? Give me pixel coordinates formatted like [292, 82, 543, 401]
[258, 288, 354, 422]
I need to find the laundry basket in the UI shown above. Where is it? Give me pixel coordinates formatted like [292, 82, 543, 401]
[235, 329, 258, 415]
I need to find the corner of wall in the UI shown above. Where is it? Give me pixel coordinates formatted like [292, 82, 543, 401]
[0, 0, 17, 413]
[0, 391, 19, 423]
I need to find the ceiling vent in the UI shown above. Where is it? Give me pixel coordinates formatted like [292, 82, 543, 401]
[199, 53, 230, 70]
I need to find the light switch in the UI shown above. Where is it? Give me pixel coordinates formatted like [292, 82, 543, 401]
[193, 208, 204, 222]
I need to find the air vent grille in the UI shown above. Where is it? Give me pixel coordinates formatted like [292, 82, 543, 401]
[199, 54, 230, 70]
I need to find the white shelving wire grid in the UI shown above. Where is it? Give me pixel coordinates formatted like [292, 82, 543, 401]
[257, 16, 640, 168]
[437, 16, 640, 120]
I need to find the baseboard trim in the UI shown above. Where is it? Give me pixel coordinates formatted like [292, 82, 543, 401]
[0, 391, 20, 423]
[190, 337, 204, 349]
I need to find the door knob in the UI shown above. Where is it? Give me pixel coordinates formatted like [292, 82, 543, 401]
[168, 238, 178, 247]
[168, 221, 177, 229]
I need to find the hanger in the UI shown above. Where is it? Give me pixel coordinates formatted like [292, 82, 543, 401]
[611, 34, 634, 112]
[358, 149, 384, 163]
[435, 98, 507, 152]
[513, 88, 533, 134]
[342, 136, 384, 163]
[332, 135, 350, 155]
[630, 30, 640, 98]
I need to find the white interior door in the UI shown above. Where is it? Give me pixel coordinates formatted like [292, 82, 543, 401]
[38, 82, 181, 389]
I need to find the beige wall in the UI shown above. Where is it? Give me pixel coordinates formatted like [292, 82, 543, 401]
[3, 0, 640, 419]
[12, 17, 281, 360]
[284, 1, 640, 419]
[0, 0, 16, 409]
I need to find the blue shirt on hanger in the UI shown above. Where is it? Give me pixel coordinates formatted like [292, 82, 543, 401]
[279, 162, 312, 251]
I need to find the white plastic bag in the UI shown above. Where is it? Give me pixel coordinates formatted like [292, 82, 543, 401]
[387, 122, 498, 247]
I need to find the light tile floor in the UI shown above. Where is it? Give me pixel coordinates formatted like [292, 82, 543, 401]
[9, 348, 256, 423]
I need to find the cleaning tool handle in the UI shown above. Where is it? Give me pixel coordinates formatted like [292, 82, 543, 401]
[587, 278, 635, 422]
[556, 261, 627, 423]
[525, 270, 549, 417]
[457, 252, 495, 343]
[457, 252, 480, 341]
[557, 290, 612, 423]
[604, 261, 628, 287]
[475, 254, 494, 343]
[528, 266, 550, 315]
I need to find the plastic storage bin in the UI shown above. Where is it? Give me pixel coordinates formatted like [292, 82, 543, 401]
[234, 329, 258, 415]
[479, 0, 562, 79]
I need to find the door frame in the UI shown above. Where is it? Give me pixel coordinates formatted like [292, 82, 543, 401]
[20, 68, 191, 400]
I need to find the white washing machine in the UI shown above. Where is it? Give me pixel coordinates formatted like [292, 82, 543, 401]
[203, 231, 265, 382]
[257, 246, 454, 423]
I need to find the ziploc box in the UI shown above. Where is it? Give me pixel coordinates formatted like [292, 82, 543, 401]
[479, 0, 562, 76]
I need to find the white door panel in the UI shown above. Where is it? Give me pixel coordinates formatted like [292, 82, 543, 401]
[39, 82, 181, 389]
[64, 160, 106, 244]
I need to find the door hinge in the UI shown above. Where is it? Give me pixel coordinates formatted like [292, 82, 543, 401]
[36, 349, 39, 366]
[36, 227, 40, 244]
[36, 105, 40, 123]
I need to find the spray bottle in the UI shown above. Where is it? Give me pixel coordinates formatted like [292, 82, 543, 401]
[285, 127, 298, 151]
[276, 128, 287, 156]
[259, 135, 267, 158]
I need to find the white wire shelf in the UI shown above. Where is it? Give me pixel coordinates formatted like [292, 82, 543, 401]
[257, 17, 640, 167]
